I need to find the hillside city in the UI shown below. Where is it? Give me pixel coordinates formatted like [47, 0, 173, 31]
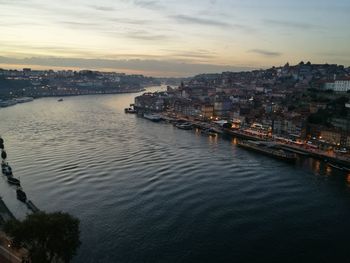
[134, 62, 350, 153]
[1, 62, 350, 153]
[0, 68, 160, 99]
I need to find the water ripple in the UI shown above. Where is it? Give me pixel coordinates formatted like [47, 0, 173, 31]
[1, 91, 350, 263]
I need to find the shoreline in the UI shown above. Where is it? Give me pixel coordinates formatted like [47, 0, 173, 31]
[142, 112, 350, 168]
[0, 197, 15, 221]
[0, 84, 164, 109]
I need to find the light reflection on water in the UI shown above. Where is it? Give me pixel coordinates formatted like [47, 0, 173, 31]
[0, 87, 350, 262]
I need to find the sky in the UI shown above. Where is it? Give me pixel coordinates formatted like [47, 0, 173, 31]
[0, 0, 349, 77]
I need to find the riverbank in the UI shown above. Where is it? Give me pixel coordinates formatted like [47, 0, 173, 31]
[0, 198, 15, 222]
[141, 111, 350, 168]
[0, 89, 147, 110]
[0, 199, 26, 263]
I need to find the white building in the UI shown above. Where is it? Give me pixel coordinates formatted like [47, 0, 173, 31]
[324, 80, 350, 92]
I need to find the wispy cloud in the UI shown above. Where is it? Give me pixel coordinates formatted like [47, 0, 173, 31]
[110, 18, 151, 25]
[0, 56, 255, 77]
[60, 21, 98, 27]
[248, 49, 282, 57]
[163, 49, 218, 60]
[123, 30, 168, 41]
[58, 21, 101, 30]
[133, 0, 162, 10]
[88, 5, 115, 12]
[105, 29, 169, 41]
[263, 19, 320, 30]
[172, 15, 230, 28]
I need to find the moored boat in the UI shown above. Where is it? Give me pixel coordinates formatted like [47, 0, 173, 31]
[2, 165, 12, 176]
[27, 200, 40, 213]
[237, 140, 297, 162]
[14, 97, 34, 103]
[7, 176, 20, 186]
[124, 107, 137, 113]
[1, 160, 9, 168]
[143, 113, 162, 122]
[176, 122, 193, 130]
[1, 150, 7, 159]
[201, 128, 217, 136]
[0, 100, 17, 108]
[16, 187, 27, 202]
[328, 163, 344, 171]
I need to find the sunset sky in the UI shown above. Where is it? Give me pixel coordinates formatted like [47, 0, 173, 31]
[1, 0, 349, 76]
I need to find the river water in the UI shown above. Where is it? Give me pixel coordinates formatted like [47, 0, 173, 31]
[1, 86, 350, 262]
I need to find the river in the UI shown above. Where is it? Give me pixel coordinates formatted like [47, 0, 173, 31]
[1, 86, 350, 262]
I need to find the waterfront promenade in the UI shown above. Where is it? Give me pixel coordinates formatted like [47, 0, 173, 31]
[0, 201, 27, 263]
[159, 112, 350, 167]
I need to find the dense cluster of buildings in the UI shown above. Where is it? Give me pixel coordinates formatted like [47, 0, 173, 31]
[0, 68, 160, 98]
[135, 62, 350, 150]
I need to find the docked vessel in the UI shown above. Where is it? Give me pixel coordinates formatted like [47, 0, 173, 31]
[328, 163, 349, 171]
[237, 140, 297, 162]
[124, 107, 137, 114]
[176, 122, 193, 130]
[16, 187, 27, 202]
[143, 113, 162, 122]
[27, 200, 40, 213]
[14, 97, 34, 103]
[7, 176, 21, 186]
[2, 164, 12, 176]
[1, 150, 7, 159]
[201, 128, 217, 136]
[0, 100, 17, 108]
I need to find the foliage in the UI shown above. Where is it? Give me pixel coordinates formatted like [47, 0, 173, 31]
[223, 123, 232, 129]
[4, 211, 81, 263]
[288, 105, 296, 112]
[307, 109, 332, 126]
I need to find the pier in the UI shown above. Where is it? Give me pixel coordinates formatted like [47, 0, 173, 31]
[1, 137, 40, 215]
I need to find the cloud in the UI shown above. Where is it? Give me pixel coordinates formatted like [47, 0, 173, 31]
[105, 29, 168, 41]
[163, 49, 218, 60]
[263, 19, 320, 30]
[123, 30, 169, 41]
[110, 18, 151, 25]
[89, 5, 115, 12]
[133, 0, 162, 10]
[60, 21, 99, 27]
[248, 49, 282, 57]
[0, 56, 255, 77]
[172, 15, 230, 28]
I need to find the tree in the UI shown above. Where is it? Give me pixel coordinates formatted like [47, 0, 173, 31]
[4, 211, 81, 263]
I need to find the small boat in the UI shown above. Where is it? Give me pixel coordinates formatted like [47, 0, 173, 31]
[328, 163, 344, 171]
[1, 150, 7, 160]
[1, 161, 9, 168]
[57, 98, 63, 102]
[143, 113, 162, 122]
[2, 166, 12, 176]
[15, 97, 34, 103]
[176, 122, 193, 130]
[7, 177, 20, 186]
[0, 100, 17, 107]
[201, 128, 217, 136]
[237, 140, 297, 162]
[27, 200, 40, 213]
[124, 108, 137, 114]
[16, 187, 27, 202]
